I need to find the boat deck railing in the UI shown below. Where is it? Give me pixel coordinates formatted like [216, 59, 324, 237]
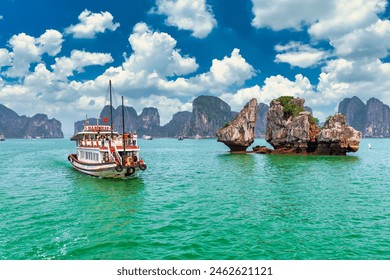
[78, 139, 138, 149]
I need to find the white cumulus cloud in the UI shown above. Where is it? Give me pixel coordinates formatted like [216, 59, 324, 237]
[65, 9, 120, 39]
[88, 22, 199, 96]
[219, 85, 261, 110]
[89, 23, 256, 99]
[308, 0, 387, 40]
[152, 0, 216, 38]
[89, 22, 200, 95]
[0, 48, 12, 67]
[157, 48, 256, 96]
[52, 50, 113, 80]
[331, 19, 390, 60]
[24, 63, 55, 94]
[220, 74, 315, 111]
[252, 0, 390, 114]
[251, 0, 333, 31]
[37, 29, 63, 56]
[260, 74, 315, 103]
[274, 42, 328, 68]
[251, 0, 386, 40]
[5, 30, 63, 78]
[195, 48, 256, 90]
[125, 22, 198, 77]
[317, 58, 390, 104]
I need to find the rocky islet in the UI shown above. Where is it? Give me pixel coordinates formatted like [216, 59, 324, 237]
[215, 98, 258, 152]
[217, 96, 362, 155]
[263, 96, 362, 155]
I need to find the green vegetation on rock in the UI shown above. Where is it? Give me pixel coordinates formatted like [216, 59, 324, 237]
[276, 96, 304, 118]
[309, 115, 319, 125]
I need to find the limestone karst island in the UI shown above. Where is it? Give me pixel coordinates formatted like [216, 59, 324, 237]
[216, 96, 362, 156]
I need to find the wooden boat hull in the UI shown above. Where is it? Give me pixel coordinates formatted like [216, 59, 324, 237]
[68, 154, 142, 179]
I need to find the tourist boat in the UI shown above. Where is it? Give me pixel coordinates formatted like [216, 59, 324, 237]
[177, 136, 184, 140]
[142, 135, 153, 140]
[68, 81, 147, 179]
[0, 134, 5, 141]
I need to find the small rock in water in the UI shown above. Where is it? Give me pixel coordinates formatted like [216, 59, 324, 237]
[252, 146, 272, 154]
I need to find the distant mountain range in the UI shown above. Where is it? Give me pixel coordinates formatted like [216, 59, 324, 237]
[0, 104, 63, 138]
[74, 95, 390, 138]
[2, 95, 388, 139]
[74, 95, 286, 138]
[74, 105, 161, 137]
[338, 96, 390, 137]
[74, 96, 238, 137]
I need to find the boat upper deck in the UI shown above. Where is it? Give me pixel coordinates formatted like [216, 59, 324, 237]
[70, 125, 139, 151]
[71, 125, 116, 140]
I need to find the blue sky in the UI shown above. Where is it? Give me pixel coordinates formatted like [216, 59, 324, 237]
[1, 0, 390, 136]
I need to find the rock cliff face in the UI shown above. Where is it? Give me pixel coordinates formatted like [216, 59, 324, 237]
[160, 111, 192, 137]
[111, 105, 139, 133]
[137, 107, 160, 135]
[365, 98, 390, 137]
[265, 97, 361, 155]
[266, 98, 312, 152]
[0, 104, 63, 138]
[74, 96, 237, 138]
[317, 114, 362, 155]
[254, 103, 313, 138]
[190, 96, 237, 137]
[338, 96, 390, 137]
[338, 96, 367, 133]
[255, 103, 269, 137]
[74, 105, 160, 136]
[216, 98, 258, 151]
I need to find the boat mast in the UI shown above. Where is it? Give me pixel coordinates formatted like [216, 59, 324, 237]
[109, 80, 113, 141]
[122, 96, 126, 156]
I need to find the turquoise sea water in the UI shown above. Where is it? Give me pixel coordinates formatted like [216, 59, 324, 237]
[0, 138, 389, 260]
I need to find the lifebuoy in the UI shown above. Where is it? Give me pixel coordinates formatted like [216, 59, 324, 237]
[115, 164, 123, 172]
[139, 163, 147, 171]
[125, 167, 135, 177]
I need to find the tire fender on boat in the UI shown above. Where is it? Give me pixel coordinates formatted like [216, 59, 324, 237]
[125, 167, 135, 177]
[139, 163, 147, 171]
[115, 164, 123, 172]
